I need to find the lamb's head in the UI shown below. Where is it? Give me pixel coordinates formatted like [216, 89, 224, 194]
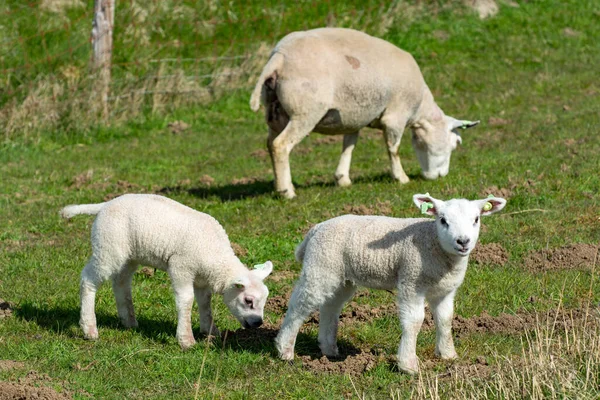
[413, 194, 506, 257]
[411, 112, 479, 180]
[222, 261, 273, 329]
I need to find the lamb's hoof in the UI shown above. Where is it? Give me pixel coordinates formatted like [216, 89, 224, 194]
[436, 350, 458, 360]
[279, 348, 295, 361]
[201, 327, 221, 338]
[335, 175, 352, 187]
[83, 329, 99, 341]
[178, 336, 197, 350]
[320, 346, 339, 359]
[121, 319, 139, 329]
[393, 175, 410, 185]
[398, 358, 420, 375]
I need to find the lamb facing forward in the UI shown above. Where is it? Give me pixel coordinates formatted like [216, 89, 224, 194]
[61, 194, 273, 349]
[275, 193, 506, 374]
[250, 27, 479, 198]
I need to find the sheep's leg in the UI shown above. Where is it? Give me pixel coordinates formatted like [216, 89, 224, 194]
[269, 115, 326, 199]
[194, 286, 220, 337]
[318, 283, 356, 358]
[170, 271, 196, 350]
[381, 115, 410, 184]
[275, 278, 326, 360]
[334, 132, 359, 187]
[112, 262, 138, 329]
[80, 259, 104, 340]
[397, 293, 425, 374]
[429, 290, 458, 360]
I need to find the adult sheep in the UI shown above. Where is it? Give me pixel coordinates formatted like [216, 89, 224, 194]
[250, 27, 479, 199]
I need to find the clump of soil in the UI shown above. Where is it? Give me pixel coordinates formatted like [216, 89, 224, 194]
[198, 174, 215, 186]
[339, 302, 396, 324]
[103, 180, 144, 201]
[0, 371, 72, 400]
[299, 351, 384, 375]
[138, 267, 155, 277]
[266, 294, 291, 316]
[342, 200, 393, 216]
[0, 360, 25, 371]
[313, 136, 342, 145]
[470, 243, 509, 266]
[70, 169, 94, 188]
[167, 120, 189, 134]
[479, 185, 513, 199]
[523, 244, 599, 272]
[250, 149, 268, 159]
[230, 242, 248, 258]
[0, 299, 13, 318]
[230, 176, 259, 185]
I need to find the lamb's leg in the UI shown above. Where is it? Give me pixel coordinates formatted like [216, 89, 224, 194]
[170, 271, 196, 350]
[80, 259, 104, 340]
[334, 132, 359, 187]
[194, 286, 220, 337]
[397, 293, 425, 374]
[381, 115, 410, 184]
[275, 277, 325, 360]
[269, 114, 326, 199]
[318, 283, 356, 358]
[112, 262, 138, 329]
[429, 290, 458, 360]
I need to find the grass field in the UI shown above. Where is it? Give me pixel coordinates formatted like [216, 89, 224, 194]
[1, 0, 599, 398]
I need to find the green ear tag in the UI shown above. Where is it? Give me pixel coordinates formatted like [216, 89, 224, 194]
[421, 202, 434, 214]
[483, 202, 493, 211]
[253, 263, 266, 270]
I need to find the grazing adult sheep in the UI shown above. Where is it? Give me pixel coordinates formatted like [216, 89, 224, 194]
[61, 194, 273, 349]
[275, 193, 506, 374]
[250, 27, 479, 199]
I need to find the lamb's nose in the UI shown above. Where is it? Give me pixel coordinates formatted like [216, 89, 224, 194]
[456, 237, 470, 247]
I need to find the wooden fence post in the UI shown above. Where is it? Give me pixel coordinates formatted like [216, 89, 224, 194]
[91, 0, 115, 120]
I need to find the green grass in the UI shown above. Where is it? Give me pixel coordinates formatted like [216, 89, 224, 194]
[1, 0, 600, 398]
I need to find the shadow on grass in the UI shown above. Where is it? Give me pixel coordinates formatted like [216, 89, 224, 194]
[159, 171, 425, 202]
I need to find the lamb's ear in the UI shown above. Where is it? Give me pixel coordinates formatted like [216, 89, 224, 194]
[413, 193, 442, 216]
[252, 261, 273, 280]
[231, 275, 251, 290]
[477, 196, 507, 216]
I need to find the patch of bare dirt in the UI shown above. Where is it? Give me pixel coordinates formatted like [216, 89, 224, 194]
[487, 116, 511, 126]
[230, 242, 248, 258]
[250, 149, 268, 159]
[230, 176, 259, 185]
[479, 185, 513, 199]
[266, 294, 291, 316]
[0, 360, 25, 371]
[268, 270, 297, 283]
[0, 299, 13, 319]
[465, 0, 498, 19]
[167, 120, 189, 134]
[138, 267, 155, 277]
[0, 371, 72, 400]
[70, 169, 94, 188]
[470, 243, 509, 266]
[523, 244, 599, 272]
[342, 200, 393, 216]
[198, 174, 215, 186]
[313, 135, 342, 145]
[299, 351, 384, 376]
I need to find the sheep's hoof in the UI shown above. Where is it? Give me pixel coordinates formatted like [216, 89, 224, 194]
[392, 174, 410, 185]
[276, 188, 296, 199]
[82, 325, 99, 340]
[398, 358, 420, 375]
[121, 318, 138, 329]
[335, 175, 352, 187]
[279, 348, 295, 361]
[178, 336, 197, 350]
[436, 350, 458, 360]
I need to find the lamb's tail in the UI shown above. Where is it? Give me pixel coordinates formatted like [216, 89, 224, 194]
[249, 52, 284, 112]
[60, 203, 107, 219]
[294, 225, 318, 263]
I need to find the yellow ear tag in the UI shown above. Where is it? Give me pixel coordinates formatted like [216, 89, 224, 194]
[483, 202, 492, 212]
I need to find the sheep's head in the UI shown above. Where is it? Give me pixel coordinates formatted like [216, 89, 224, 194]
[222, 261, 273, 329]
[413, 194, 506, 257]
[411, 110, 479, 180]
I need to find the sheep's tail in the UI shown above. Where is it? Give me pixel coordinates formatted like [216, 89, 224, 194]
[249, 52, 284, 112]
[295, 225, 318, 263]
[60, 203, 106, 219]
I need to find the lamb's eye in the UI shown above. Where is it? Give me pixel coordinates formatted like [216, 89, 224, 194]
[474, 216, 479, 225]
[440, 217, 448, 227]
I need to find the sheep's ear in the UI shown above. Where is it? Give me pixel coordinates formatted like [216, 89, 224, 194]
[231, 275, 251, 290]
[413, 193, 441, 216]
[252, 261, 273, 281]
[477, 196, 507, 216]
[446, 116, 480, 131]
